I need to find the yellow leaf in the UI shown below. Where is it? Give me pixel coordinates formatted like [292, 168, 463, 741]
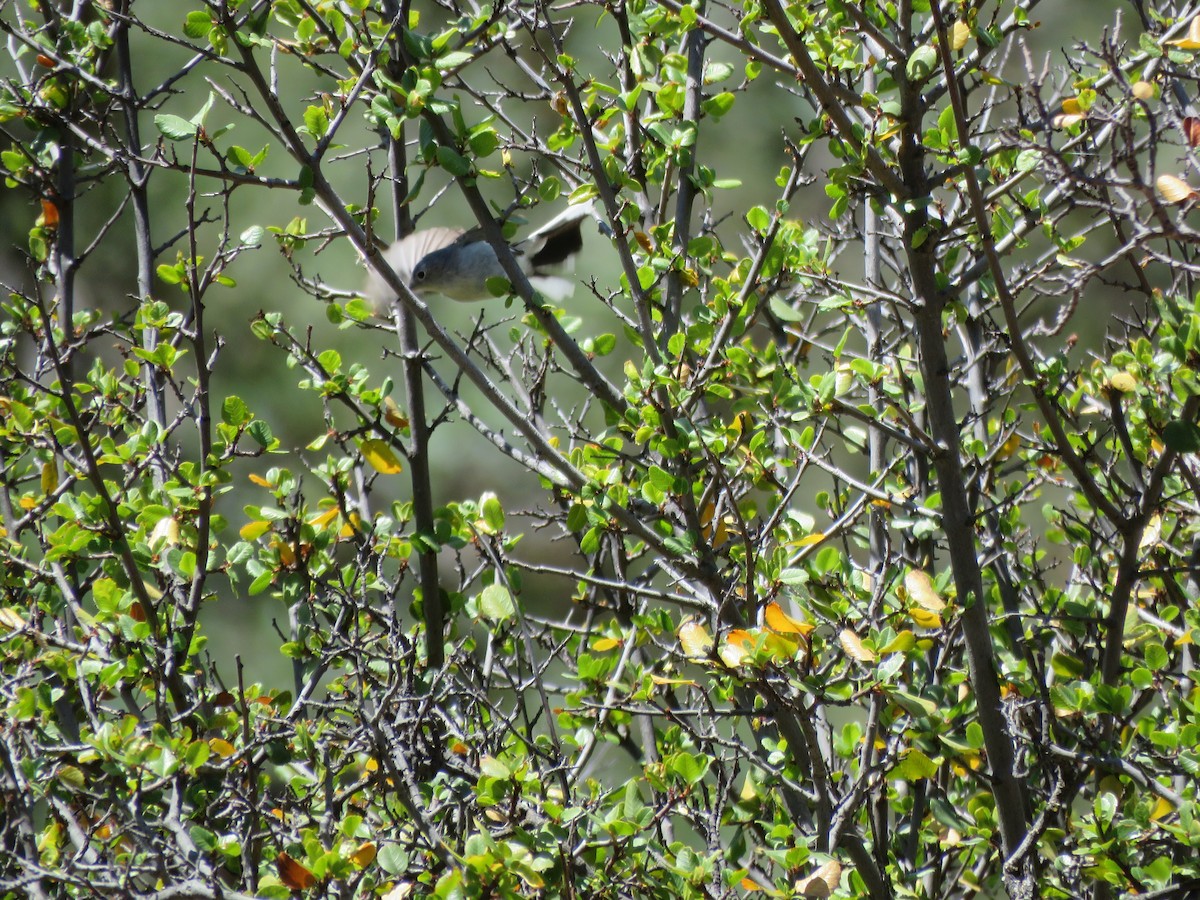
[1149, 795, 1174, 821]
[308, 507, 339, 528]
[271, 538, 296, 567]
[383, 396, 408, 429]
[208, 737, 236, 758]
[840, 628, 877, 662]
[1139, 513, 1162, 551]
[791, 532, 826, 547]
[360, 439, 403, 474]
[18, 496, 35, 510]
[1061, 97, 1084, 115]
[239, 520, 270, 540]
[1166, 15, 1200, 49]
[995, 432, 1020, 461]
[592, 636, 622, 652]
[678, 618, 714, 657]
[41, 461, 58, 495]
[764, 602, 815, 635]
[0, 607, 27, 631]
[740, 876, 768, 891]
[878, 630, 917, 655]
[1156, 174, 1198, 204]
[349, 842, 377, 867]
[908, 607, 943, 629]
[1108, 371, 1137, 393]
[1131, 80, 1155, 100]
[949, 20, 970, 52]
[905, 570, 946, 611]
[248, 473, 272, 488]
[650, 676, 698, 687]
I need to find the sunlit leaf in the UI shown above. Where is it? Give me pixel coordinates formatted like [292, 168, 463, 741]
[1156, 174, 1198, 204]
[905, 569, 945, 611]
[239, 520, 270, 540]
[949, 21, 970, 51]
[678, 618, 714, 657]
[360, 439, 403, 474]
[908, 607, 943, 629]
[349, 842, 377, 867]
[796, 860, 842, 897]
[764, 602, 814, 635]
[839, 628, 877, 662]
[1166, 15, 1200, 49]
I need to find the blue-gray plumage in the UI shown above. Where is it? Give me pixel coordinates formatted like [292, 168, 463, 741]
[366, 203, 593, 305]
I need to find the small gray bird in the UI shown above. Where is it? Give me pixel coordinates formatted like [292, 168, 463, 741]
[365, 203, 592, 306]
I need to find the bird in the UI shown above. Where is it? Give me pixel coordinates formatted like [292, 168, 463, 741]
[364, 203, 593, 306]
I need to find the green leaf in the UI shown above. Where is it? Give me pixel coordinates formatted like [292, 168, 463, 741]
[222, 395, 251, 426]
[480, 583, 515, 621]
[906, 45, 938, 82]
[303, 105, 329, 139]
[183, 11, 212, 39]
[154, 114, 198, 141]
[481, 494, 505, 533]
[436, 145, 472, 176]
[895, 748, 940, 780]
[1163, 420, 1200, 453]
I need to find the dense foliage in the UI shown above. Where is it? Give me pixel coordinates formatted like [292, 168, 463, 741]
[2, 0, 1200, 898]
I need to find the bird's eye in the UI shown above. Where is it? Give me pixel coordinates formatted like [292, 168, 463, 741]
[414, 268, 426, 282]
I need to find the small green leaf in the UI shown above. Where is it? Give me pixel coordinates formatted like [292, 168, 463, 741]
[906, 45, 938, 82]
[436, 145, 472, 176]
[480, 583, 515, 621]
[154, 114, 197, 141]
[183, 11, 212, 39]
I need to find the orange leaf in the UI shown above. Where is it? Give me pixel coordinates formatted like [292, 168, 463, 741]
[349, 841, 377, 867]
[764, 602, 814, 635]
[277, 852, 317, 890]
[208, 737, 236, 758]
[39, 199, 59, 227]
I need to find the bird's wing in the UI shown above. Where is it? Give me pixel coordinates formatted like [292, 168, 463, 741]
[382, 227, 466, 283]
[522, 203, 594, 272]
[363, 227, 466, 309]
